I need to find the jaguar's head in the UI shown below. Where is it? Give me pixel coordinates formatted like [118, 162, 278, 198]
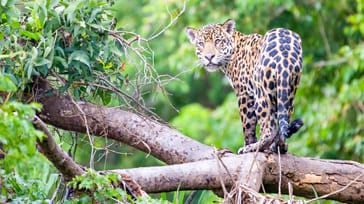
[185, 19, 236, 72]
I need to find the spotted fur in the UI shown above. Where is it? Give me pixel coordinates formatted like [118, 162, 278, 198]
[186, 19, 303, 153]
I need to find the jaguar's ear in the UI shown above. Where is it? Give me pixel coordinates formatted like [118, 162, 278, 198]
[185, 27, 197, 44]
[222, 19, 235, 34]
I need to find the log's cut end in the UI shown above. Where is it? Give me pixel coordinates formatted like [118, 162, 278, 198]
[263, 154, 364, 203]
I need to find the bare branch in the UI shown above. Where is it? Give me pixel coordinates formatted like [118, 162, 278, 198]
[104, 1, 188, 118]
[313, 58, 347, 68]
[33, 116, 85, 182]
[34, 78, 216, 164]
[318, 14, 332, 58]
[147, 1, 186, 41]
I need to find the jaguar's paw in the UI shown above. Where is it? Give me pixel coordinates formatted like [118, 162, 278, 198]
[237, 144, 258, 154]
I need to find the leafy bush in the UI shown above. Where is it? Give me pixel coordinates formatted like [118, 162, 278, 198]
[1, 0, 125, 101]
[0, 72, 52, 202]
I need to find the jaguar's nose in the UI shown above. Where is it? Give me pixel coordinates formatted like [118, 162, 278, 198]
[204, 54, 215, 62]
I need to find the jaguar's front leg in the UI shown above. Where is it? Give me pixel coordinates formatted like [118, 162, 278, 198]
[238, 93, 276, 154]
[238, 118, 276, 154]
[236, 94, 258, 153]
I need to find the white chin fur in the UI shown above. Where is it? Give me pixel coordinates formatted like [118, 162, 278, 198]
[204, 64, 220, 72]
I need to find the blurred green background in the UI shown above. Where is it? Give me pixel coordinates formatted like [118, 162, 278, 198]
[110, 0, 364, 162]
[61, 0, 364, 201]
[110, 1, 364, 201]
[1, 0, 363, 203]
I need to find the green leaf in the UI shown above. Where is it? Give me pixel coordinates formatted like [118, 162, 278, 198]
[26, 63, 34, 79]
[30, 46, 39, 61]
[0, 74, 17, 92]
[68, 50, 91, 69]
[38, 1, 47, 29]
[34, 57, 50, 67]
[44, 46, 52, 57]
[19, 30, 41, 41]
[54, 56, 68, 70]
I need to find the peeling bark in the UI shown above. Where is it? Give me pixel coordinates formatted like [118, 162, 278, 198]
[33, 79, 364, 203]
[263, 155, 364, 202]
[108, 154, 267, 193]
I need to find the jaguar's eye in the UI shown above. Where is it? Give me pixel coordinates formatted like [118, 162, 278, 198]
[214, 39, 221, 46]
[197, 42, 204, 47]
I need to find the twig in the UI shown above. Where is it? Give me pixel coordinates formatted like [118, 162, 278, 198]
[132, 140, 152, 158]
[214, 149, 230, 197]
[49, 70, 67, 85]
[74, 78, 168, 129]
[239, 184, 263, 198]
[184, 191, 197, 204]
[99, 76, 163, 121]
[354, 101, 364, 113]
[69, 96, 95, 169]
[147, 1, 186, 41]
[261, 183, 266, 194]
[313, 58, 347, 68]
[106, 1, 187, 119]
[50, 175, 62, 204]
[318, 14, 331, 58]
[236, 187, 242, 204]
[245, 139, 262, 184]
[72, 133, 132, 157]
[288, 182, 294, 203]
[278, 147, 282, 197]
[214, 149, 235, 181]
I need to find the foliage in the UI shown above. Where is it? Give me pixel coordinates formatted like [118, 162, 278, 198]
[68, 169, 129, 203]
[0, 170, 59, 203]
[0, 72, 43, 171]
[0, 73, 54, 203]
[0, 99, 43, 171]
[0, 0, 141, 202]
[0, 0, 125, 102]
[290, 0, 364, 160]
[68, 169, 168, 203]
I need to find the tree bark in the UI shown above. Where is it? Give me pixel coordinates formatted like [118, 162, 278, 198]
[107, 154, 364, 203]
[34, 78, 217, 165]
[33, 79, 364, 203]
[108, 154, 267, 193]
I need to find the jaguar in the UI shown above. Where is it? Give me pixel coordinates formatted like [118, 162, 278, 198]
[185, 19, 303, 153]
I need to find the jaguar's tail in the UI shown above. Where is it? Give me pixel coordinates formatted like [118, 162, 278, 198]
[271, 118, 303, 153]
[275, 28, 303, 141]
[286, 118, 304, 138]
